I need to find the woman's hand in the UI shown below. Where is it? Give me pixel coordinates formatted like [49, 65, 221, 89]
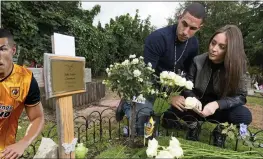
[201, 101, 219, 117]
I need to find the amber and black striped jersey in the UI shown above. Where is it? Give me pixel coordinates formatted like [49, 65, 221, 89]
[0, 64, 40, 150]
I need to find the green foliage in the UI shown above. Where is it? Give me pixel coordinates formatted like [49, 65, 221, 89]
[167, 1, 263, 72]
[1, 2, 154, 76]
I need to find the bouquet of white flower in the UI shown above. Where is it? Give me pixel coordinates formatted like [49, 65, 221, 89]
[103, 54, 155, 102]
[146, 137, 184, 159]
[151, 71, 194, 113]
[103, 54, 157, 143]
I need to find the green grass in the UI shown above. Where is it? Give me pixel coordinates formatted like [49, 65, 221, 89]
[247, 96, 263, 106]
[96, 136, 263, 158]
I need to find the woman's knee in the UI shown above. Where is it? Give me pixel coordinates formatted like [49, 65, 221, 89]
[227, 106, 252, 125]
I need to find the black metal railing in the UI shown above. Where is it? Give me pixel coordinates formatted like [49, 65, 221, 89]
[21, 106, 263, 158]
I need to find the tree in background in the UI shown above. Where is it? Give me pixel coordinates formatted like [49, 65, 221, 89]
[166, 1, 263, 76]
[1, 1, 155, 76]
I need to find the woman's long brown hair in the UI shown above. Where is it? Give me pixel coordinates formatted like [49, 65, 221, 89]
[209, 25, 248, 97]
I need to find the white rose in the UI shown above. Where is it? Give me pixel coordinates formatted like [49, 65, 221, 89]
[169, 137, 180, 147]
[168, 71, 176, 80]
[146, 146, 157, 158]
[138, 78, 143, 82]
[106, 68, 109, 73]
[147, 67, 153, 71]
[160, 71, 169, 79]
[131, 58, 139, 64]
[102, 80, 107, 84]
[148, 62, 152, 68]
[163, 92, 168, 98]
[110, 64, 113, 68]
[139, 56, 144, 59]
[177, 77, 187, 87]
[174, 75, 182, 85]
[167, 145, 184, 158]
[156, 150, 173, 159]
[133, 70, 141, 77]
[160, 78, 164, 84]
[129, 54, 136, 58]
[185, 97, 202, 110]
[185, 81, 194, 90]
[169, 82, 174, 86]
[146, 138, 158, 157]
[122, 60, 129, 65]
[148, 138, 158, 148]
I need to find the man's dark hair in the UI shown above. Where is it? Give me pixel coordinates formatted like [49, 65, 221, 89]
[0, 28, 15, 46]
[183, 2, 206, 22]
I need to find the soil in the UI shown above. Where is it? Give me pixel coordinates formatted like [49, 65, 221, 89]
[246, 104, 263, 129]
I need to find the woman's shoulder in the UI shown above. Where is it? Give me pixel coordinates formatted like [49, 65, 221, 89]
[193, 52, 209, 62]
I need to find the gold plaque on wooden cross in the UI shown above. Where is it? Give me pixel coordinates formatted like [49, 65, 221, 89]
[44, 53, 86, 99]
[51, 60, 85, 94]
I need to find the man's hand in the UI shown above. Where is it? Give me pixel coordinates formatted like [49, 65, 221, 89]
[171, 96, 187, 112]
[1, 140, 28, 159]
[201, 101, 219, 117]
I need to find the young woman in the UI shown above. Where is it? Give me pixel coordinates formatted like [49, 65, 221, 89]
[162, 25, 252, 147]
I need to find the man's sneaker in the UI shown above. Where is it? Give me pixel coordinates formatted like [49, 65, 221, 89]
[115, 98, 126, 122]
[186, 123, 201, 141]
[212, 125, 226, 148]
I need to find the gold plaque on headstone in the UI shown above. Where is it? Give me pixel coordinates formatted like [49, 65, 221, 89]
[51, 60, 85, 94]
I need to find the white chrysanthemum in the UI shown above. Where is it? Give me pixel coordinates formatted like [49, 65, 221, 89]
[133, 70, 141, 77]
